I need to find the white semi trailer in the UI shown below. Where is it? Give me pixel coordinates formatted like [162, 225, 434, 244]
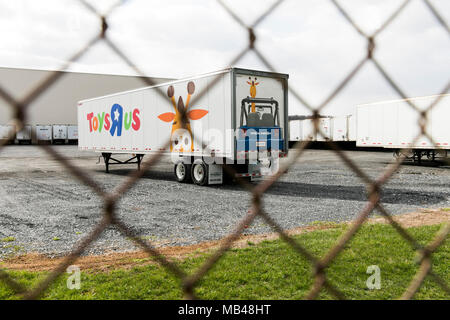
[0, 125, 15, 144]
[53, 125, 68, 144]
[78, 68, 289, 185]
[356, 94, 450, 162]
[289, 115, 355, 143]
[289, 119, 302, 142]
[332, 115, 355, 142]
[67, 125, 78, 144]
[16, 125, 32, 144]
[36, 125, 52, 144]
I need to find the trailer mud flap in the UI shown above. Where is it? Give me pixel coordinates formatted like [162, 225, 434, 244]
[208, 164, 223, 185]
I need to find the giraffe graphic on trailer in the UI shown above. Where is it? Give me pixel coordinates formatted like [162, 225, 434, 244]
[157, 81, 208, 152]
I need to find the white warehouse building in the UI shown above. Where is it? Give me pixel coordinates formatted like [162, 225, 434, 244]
[0, 66, 171, 143]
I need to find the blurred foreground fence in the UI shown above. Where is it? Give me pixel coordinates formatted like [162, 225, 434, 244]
[0, 0, 449, 300]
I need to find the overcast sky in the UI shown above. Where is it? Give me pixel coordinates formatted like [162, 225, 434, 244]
[0, 0, 449, 116]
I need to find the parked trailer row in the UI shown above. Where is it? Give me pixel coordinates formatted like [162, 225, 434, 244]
[289, 115, 355, 142]
[78, 68, 289, 186]
[0, 124, 78, 144]
[357, 94, 450, 162]
[289, 94, 449, 163]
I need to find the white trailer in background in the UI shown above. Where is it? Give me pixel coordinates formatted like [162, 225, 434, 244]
[289, 115, 355, 143]
[357, 94, 450, 162]
[53, 125, 68, 144]
[315, 118, 332, 141]
[16, 125, 32, 144]
[68, 125, 78, 144]
[289, 119, 302, 142]
[78, 68, 289, 185]
[0, 125, 15, 144]
[289, 118, 329, 142]
[347, 114, 356, 142]
[301, 119, 315, 141]
[36, 125, 52, 144]
[331, 116, 347, 142]
[331, 115, 355, 142]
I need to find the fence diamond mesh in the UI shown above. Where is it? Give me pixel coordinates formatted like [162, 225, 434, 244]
[0, 0, 448, 300]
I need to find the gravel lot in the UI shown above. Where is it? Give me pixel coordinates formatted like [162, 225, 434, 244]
[0, 145, 449, 257]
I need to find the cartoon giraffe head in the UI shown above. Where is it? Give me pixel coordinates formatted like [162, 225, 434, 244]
[246, 77, 259, 113]
[157, 81, 208, 152]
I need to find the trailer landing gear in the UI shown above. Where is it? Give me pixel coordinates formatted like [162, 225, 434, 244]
[101, 153, 144, 173]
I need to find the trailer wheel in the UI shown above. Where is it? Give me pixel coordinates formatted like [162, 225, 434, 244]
[191, 162, 208, 186]
[174, 162, 192, 183]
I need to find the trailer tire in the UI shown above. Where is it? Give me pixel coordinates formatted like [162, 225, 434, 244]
[191, 162, 208, 186]
[174, 162, 192, 183]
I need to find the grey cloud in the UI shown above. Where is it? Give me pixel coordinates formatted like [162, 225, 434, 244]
[0, 0, 448, 117]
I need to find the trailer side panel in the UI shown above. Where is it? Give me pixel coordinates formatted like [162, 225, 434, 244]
[356, 94, 450, 149]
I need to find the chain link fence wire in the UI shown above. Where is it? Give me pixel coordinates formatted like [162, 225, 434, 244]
[0, 0, 449, 300]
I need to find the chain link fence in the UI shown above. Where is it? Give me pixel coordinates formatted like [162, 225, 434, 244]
[0, 0, 449, 300]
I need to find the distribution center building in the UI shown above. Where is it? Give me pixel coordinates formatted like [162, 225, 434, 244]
[0, 66, 171, 143]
